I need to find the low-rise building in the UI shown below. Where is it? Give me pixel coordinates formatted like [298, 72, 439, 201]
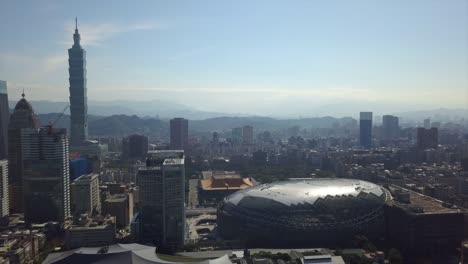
[0, 229, 46, 263]
[385, 184, 465, 256]
[199, 171, 254, 205]
[65, 214, 116, 249]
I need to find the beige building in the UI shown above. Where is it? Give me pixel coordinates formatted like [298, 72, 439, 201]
[71, 174, 101, 216]
[103, 194, 132, 227]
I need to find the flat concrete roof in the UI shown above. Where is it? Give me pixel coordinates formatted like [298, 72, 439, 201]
[388, 184, 466, 214]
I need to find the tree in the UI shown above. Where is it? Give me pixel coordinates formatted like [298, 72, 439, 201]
[388, 248, 403, 264]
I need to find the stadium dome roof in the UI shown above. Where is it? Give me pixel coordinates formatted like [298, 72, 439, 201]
[225, 178, 386, 208]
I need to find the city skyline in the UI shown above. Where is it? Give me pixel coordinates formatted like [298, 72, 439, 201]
[1, 2, 468, 262]
[0, 0, 467, 117]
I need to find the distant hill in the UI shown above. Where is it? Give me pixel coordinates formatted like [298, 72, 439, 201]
[393, 108, 468, 123]
[36, 113, 168, 138]
[13, 99, 234, 120]
[88, 115, 167, 137]
[36, 113, 102, 132]
[33, 107, 466, 138]
[189, 116, 357, 131]
[13, 99, 468, 122]
[36, 113, 357, 138]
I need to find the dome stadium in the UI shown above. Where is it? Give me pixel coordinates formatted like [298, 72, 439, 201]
[217, 178, 391, 247]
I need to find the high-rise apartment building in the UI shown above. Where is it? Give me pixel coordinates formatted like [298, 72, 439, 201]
[8, 93, 39, 213]
[136, 150, 185, 248]
[102, 194, 131, 227]
[22, 127, 71, 223]
[0, 160, 9, 218]
[68, 18, 88, 147]
[122, 134, 149, 159]
[71, 173, 100, 216]
[417, 127, 438, 150]
[382, 115, 399, 140]
[360, 112, 373, 148]
[232, 127, 243, 144]
[424, 118, 431, 129]
[170, 118, 188, 150]
[242, 125, 254, 144]
[0, 80, 9, 160]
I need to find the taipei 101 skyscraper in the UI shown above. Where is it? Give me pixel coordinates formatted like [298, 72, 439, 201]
[68, 18, 88, 147]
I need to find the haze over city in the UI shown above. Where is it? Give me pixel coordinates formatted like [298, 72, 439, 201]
[1, 0, 467, 117]
[3, 1, 468, 263]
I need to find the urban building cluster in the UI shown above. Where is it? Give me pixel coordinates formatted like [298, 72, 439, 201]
[1, 20, 468, 264]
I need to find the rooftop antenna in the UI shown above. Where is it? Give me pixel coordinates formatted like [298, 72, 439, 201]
[75, 17, 78, 30]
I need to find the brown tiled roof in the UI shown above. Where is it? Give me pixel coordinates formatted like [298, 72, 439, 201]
[201, 175, 253, 191]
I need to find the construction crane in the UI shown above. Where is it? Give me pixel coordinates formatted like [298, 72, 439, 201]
[49, 104, 70, 128]
[47, 105, 70, 134]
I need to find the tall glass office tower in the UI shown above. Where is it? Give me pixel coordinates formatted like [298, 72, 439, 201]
[68, 18, 88, 147]
[360, 112, 373, 149]
[0, 81, 9, 160]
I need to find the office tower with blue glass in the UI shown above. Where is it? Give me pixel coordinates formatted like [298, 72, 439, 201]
[382, 115, 399, 140]
[170, 118, 188, 150]
[360, 112, 373, 148]
[68, 18, 88, 147]
[0, 81, 9, 160]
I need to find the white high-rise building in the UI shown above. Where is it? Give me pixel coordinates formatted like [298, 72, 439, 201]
[71, 173, 101, 216]
[0, 160, 9, 217]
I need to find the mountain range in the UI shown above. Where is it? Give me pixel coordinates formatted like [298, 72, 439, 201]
[10, 99, 468, 122]
[35, 113, 356, 137]
[9, 99, 233, 120]
[8, 99, 468, 138]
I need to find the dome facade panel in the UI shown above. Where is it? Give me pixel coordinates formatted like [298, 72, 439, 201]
[217, 178, 390, 247]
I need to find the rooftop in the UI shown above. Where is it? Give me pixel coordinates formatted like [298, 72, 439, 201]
[387, 184, 465, 214]
[202, 171, 239, 179]
[201, 174, 253, 191]
[138, 166, 161, 172]
[163, 158, 184, 166]
[43, 243, 231, 264]
[72, 173, 99, 183]
[105, 194, 127, 203]
[68, 216, 115, 231]
[225, 178, 387, 207]
[148, 150, 184, 159]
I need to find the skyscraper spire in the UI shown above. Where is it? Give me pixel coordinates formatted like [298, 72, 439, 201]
[73, 17, 81, 47]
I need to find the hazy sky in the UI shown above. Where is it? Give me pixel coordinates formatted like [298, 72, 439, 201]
[0, 0, 467, 116]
